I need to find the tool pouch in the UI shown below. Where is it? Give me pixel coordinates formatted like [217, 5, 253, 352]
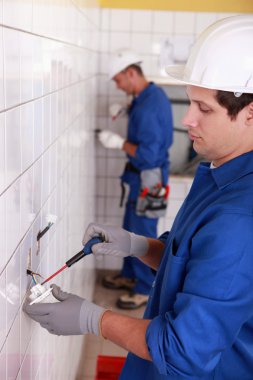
[136, 168, 169, 218]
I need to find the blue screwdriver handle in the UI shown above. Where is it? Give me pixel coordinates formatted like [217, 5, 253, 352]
[83, 236, 104, 255]
[65, 236, 104, 267]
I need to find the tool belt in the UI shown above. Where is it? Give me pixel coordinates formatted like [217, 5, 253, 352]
[120, 164, 169, 218]
[136, 181, 169, 218]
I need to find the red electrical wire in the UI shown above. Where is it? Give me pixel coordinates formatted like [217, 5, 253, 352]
[41, 264, 68, 285]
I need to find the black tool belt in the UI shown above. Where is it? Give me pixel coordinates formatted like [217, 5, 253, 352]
[124, 162, 140, 174]
[120, 162, 140, 207]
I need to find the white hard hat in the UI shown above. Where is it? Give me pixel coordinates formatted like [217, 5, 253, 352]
[108, 49, 142, 80]
[165, 15, 253, 94]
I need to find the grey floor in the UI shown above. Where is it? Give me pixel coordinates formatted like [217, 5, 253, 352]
[76, 270, 146, 380]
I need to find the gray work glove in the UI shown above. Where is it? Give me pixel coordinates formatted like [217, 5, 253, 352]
[23, 284, 105, 336]
[82, 223, 149, 258]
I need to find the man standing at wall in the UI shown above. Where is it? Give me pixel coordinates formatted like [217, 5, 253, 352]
[98, 49, 173, 309]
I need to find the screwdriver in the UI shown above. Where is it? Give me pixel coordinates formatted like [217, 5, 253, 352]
[41, 236, 103, 285]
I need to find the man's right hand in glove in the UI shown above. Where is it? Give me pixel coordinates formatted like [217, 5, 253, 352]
[98, 130, 125, 149]
[82, 223, 149, 258]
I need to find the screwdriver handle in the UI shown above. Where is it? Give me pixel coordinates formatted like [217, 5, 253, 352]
[83, 236, 104, 255]
[65, 236, 104, 267]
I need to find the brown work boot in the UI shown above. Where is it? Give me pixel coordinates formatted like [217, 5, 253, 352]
[116, 292, 149, 309]
[102, 275, 136, 290]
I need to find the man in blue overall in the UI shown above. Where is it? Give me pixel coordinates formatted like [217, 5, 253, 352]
[98, 49, 173, 309]
[24, 15, 253, 380]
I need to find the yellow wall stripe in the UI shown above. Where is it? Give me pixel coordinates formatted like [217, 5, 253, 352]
[99, 0, 253, 13]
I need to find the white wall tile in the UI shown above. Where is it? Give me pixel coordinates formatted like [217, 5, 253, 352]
[3, 0, 32, 31]
[109, 32, 131, 52]
[0, 342, 6, 379]
[0, 27, 4, 111]
[0, 271, 6, 350]
[20, 168, 33, 237]
[33, 36, 43, 99]
[131, 33, 154, 54]
[6, 247, 20, 333]
[174, 12, 196, 34]
[195, 12, 217, 34]
[0, 0, 2, 24]
[5, 108, 21, 187]
[3, 28, 20, 108]
[33, 100, 43, 160]
[110, 9, 131, 31]
[101, 8, 110, 30]
[132, 10, 153, 32]
[6, 311, 20, 380]
[0, 114, 5, 194]
[5, 204, 19, 263]
[20, 103, 34, 172]
[153, 11, 174, 33]
[20, 33, 33, 103]
[0, 193, 6, 273]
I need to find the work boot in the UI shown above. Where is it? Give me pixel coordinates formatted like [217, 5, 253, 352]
[116, 292, 149, 310]
[102, 275, 136, 290]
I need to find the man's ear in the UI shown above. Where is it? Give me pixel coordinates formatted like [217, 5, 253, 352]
[246, 102, 253, 126]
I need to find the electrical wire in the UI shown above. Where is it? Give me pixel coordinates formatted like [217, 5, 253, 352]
[31, 274, 37, 285]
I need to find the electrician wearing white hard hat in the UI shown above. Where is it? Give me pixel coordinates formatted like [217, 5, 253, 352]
[98, 48, 173, 309]
[25, 14, 253, 380]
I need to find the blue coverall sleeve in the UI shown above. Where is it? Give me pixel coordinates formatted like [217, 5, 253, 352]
[146, 211, 253, 377]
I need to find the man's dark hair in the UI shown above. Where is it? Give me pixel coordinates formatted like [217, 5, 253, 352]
[124, 64, 144, 76]
[216, 91, 253, 120]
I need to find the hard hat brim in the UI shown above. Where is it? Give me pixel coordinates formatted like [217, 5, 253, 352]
[165, 64, 253, 94]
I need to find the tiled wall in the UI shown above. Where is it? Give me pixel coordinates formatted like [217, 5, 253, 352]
[95, 8, 236, 270]
[0, 1, 100, 379]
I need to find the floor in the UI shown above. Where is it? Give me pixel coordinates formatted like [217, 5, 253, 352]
[75, 270, 146, 380]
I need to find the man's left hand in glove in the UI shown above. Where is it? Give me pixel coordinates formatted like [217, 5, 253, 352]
[23, 284, 106, 336]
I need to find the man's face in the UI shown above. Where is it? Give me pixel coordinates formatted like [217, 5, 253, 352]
[183, 85, 247, 167]
[112, 70, 134, 95]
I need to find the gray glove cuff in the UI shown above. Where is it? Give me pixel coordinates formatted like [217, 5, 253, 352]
[129, 233, 149, 257]
[79, 300, 105, 336]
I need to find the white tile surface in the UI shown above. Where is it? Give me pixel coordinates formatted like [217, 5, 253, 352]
[195, 12, 217, 34]
[132, 10, 153, 32]
[101, 8, 110, 30]
[0, 193, 6, 273]
[20, 33, 33, 103]
[131, 32, 154, 54]
[6, 311, 20, 380]
[0, 27, 4, 111]
[33, 100, 43, 160]
[110, 32, 131, 52]
[153, 11, 174, 33]
[0, 0, 2, 24]
[0, 114, 5, 194]
[3, 28, 20, 108]
[110, 9, 131, 31]
[174, 12, 196, 34]
[0, 342, 6, 379]
[3, 0, 32, 31]
[20, 103, 34, 172]
[5, 108, 21, 187]
[0, 271, 6, 350]
[6, 247, 20, 333]
[6, 180, 21, 263]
